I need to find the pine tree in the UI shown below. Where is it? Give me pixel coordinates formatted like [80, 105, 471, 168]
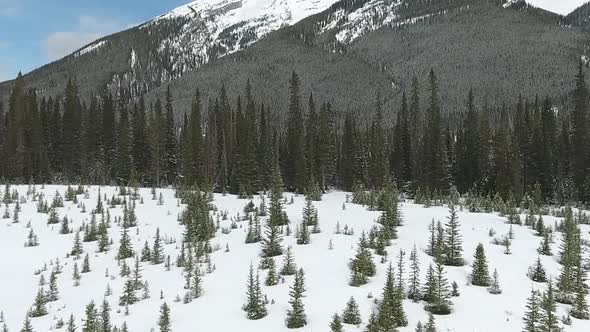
[342, 297, 361, 325]
[243, 264, 267, 320]
[285, 71, 307, 192]
[425, 312, 437, 332]
[408, 245, 421, 301]
[192, 266, 203, 299]
[262, 219, 283, 258]
[540, 280, 559, 332]
[66, 314, 77, 332]
[530, 257, 547, 283]
[71, 231, 83, 257]
[119, 278, 138, 307]
[537, 232, 552, 256]
[281, 246, 297, 276]
[471, 243, 490, 286]
[571, 62, 589, 198]
[330, 313, 343, 332]
[296, 222, 310, 245]
[426, 261, 452, 315]
[444, 203, 463, 266]
[46, 269, 59, 302]
[30, 288, 47, 317]
[82, 301, 99, 332]
[73, 262, 81, 286]
[141, 241, 152, 262]
[81, 254, 91, 273]
[99, 299, 111, 332]
[20, 315, 33, 332]
[163, 86, 178, 185]
[286, 268, 307, 328]
[152, 228, 164, 264]
[376, 263, 407, 329]
[158, 303, 171, 332]
[132, 256, 143, 291]
[117, 227, 133, 260]
[488, 269, 502, 294]
[265, 258, 278, 286]
[349, 238, 376, 286]
[523, 287, 541, 332]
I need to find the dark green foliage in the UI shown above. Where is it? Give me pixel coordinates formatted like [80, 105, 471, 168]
[471, 244, 490, 286]
[280, 246, 297, 276]
[117, 227, 134, 260]
[349, 237, 376, 286]
[523, 288, 541, 332]
[376, 264, 407, 329]
[330, 313, 343, 332]
[82, 301, 99, 332]
[30, 288, 47, 317]
[342, 297, 361, 325]
[444, 203, 463, 266]
[158, 303, 171, 332]
[530, 257, 547, 283]
[286, 269, 307, 329]
[243, 264, 267, 320]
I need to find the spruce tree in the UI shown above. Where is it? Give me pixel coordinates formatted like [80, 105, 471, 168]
[243, 264, 267, 320]
[280, 246, 297, 276]
[119, 278, 138, 307]
[158, 303, 171, 332]
[349, 238, 376, 286]
[488, 269, 502, 294]
[530, 257, 547, 283]
[20, 315, 33, 332]
[66, 314, 77, 332]
[408, 245, 421, 301]
[285, 71, 307, 192]
[30, 288, 47, 317]
[99, 299, 111, 332]
[82, 301, 98, 332]
[73, 262, 81, 286]
[376, 263, 407, 329]
[342, 297, 361, 325]
[265, 258, 278, 286]
[523, 288, 541, 332]
[540, 280, 559, 332]
[152, 228, 164, 265]
[444, 203, 463, 266]
[330, 313, 343, 332]
[71, 231, 83, 257]
[81, 254, 91, 273]
[286, 268, 307, 328]
[46, 270, 59, 302]
[426, 261, 452, 315]
[117, 227, 133, 260]
[471, 243, 490, 286]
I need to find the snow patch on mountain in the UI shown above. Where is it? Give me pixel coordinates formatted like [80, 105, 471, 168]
[74, 41, 107, 58]
[145, 0, 340, 79]
[513, 0, 589, 15]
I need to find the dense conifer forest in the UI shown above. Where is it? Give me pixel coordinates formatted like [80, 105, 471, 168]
[1, 63, 590, 207]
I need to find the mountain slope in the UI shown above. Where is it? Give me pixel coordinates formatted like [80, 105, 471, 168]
[1, 186, 589, 332]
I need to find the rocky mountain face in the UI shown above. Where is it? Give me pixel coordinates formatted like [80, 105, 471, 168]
[1, 0, 589, 116]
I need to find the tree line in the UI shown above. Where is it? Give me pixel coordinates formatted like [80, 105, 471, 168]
[1, 64, 589, 205]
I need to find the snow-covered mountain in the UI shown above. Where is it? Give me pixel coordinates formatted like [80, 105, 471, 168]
[137, 0, 341, 79]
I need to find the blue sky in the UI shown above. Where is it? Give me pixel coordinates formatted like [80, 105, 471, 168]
[0, 0, 189, 82]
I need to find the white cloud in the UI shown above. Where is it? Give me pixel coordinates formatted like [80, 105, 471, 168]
[42, 15, 132, 61]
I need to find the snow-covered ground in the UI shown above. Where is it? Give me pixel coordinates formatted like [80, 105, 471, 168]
[0, 185, 589, 331]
